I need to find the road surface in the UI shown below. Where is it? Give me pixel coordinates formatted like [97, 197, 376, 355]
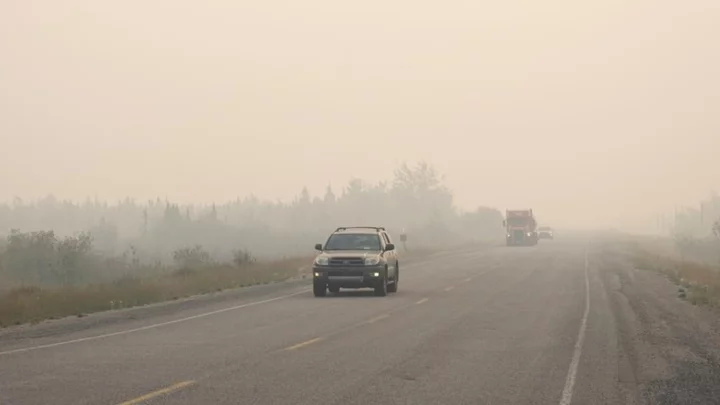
[2, 238, 720, 404]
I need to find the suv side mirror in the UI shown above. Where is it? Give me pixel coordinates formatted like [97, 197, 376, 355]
[385, 243, 395, 251]
[314, 243, 323, 251]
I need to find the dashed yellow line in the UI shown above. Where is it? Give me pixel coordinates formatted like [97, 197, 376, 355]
[444, 286, 455, 292]
[366, 314, 390, 324]
[117, 380, 195, 405]
[416, 298, 429, 305]
[283, 337, 323, 351]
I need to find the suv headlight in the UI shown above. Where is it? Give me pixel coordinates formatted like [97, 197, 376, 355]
[364, 256, 380, 266]
[314, 256, 329, 266]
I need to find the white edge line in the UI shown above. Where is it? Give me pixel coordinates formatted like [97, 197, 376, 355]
[559, 249, 591, 405]
[0, 288, 310, 356]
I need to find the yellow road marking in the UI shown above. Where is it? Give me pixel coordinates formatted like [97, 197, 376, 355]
[365, 314, 390, 324]
[444, 286, 455, 292]
[117, 380, 195, 405]
[416, 298, 429, 305]
[283, 337, 323, 351]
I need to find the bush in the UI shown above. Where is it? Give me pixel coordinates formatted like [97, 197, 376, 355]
[56, 233, 93, 285]
[172, 245, 212, 269]
[0, 230, 96, 286]
[232, 248, 256, 266]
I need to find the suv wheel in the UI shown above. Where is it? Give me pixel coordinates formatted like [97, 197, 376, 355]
[313, 282, 327, 297]
[374, 272, 388, 297]
[387, 264, 399, 293]
[328, 285, 340, 294]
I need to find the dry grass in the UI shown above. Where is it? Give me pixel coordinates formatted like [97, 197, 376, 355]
[0, 245, 452, 328]
[0, 256, 311, 327]
[625, 241, 720, 307]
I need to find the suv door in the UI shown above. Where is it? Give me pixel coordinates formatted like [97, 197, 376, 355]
[381, 232, 397, 278]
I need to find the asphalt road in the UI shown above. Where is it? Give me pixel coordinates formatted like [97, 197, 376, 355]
[1, 238, 718, 404]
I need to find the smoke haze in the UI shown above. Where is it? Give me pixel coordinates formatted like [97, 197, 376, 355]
[2, 0, 719, 229]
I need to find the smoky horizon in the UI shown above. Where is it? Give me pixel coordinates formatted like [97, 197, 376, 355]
[1, 0, 719, 232]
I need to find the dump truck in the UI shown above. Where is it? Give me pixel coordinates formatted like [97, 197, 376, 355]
[503, 209, 538, 246]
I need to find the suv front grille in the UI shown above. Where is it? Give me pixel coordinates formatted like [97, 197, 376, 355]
[329, 257, 364, 266]
[328, 271, 364, 277]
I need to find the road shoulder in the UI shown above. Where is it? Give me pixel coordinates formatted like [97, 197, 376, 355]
[597, 243, 720, 405]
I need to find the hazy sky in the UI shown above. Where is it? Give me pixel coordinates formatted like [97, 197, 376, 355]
[1, 1, 719, 228]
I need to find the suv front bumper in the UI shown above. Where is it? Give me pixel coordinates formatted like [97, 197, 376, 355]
[312, 265, 385, 288]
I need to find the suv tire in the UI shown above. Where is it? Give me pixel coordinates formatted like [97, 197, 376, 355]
[328, 285, 340, 294]
[387, 264, 399, 293]
[313, 282, 327, 297]
[374, 272, 388, 297]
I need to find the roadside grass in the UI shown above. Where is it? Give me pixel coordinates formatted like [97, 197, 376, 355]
[0, 256, 311, 328]
[624, 241, 720, 307]
[0, 242, 463, 329]
[0, 246, 452, 328]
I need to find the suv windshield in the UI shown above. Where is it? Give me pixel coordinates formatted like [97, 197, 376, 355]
[324, 233, 381, 251]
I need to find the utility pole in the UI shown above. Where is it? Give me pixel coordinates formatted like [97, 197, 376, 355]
[142, 209, 148, 236]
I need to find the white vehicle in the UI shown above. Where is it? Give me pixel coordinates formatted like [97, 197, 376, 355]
[538, 226, 554, 240]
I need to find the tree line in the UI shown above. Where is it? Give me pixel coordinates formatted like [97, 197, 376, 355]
[0, 162, 505, 285]
[669, 193, 720, 265]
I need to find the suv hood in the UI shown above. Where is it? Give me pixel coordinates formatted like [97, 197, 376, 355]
[320, 250, 382, 258]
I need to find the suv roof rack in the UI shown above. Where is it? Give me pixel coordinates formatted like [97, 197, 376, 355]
[335, 226, 386, 232]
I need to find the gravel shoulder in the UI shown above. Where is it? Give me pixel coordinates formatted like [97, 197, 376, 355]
[597, 242, 720, 405]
